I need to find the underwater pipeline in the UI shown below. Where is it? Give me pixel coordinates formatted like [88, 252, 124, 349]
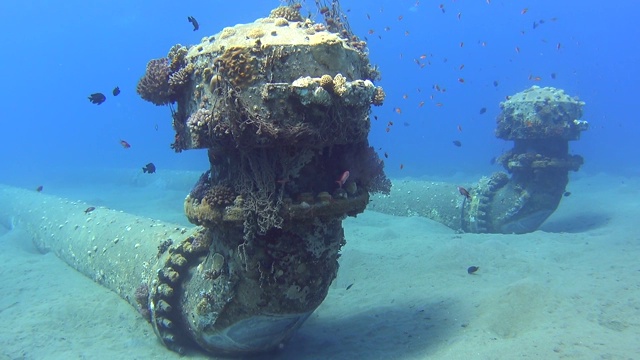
[372, 86, 589, 234]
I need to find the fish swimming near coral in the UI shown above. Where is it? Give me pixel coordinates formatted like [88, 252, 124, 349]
[84, 206, 96, 214]
[142, 162, 156, 174]
[188, 16, 199, 31]
[457, 186, 472, 200]
[112, 86, 120, 96]
[88, 93, 106, 105]
[336, 170, 350, 188]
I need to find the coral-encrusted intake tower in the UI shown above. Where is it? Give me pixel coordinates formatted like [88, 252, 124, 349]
[137, 5, 389, 356]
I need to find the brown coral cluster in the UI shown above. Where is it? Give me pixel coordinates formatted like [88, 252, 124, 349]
[204, 185, 235, 207]
[372, 86, 385, 106]
[319, 74, 333, 90]
[187, 108, 213, 148]
[169, 63, 195, 91]
[137, 45, 193, 106]
[168, 44, 188, 72]
[215, 47, 259, 88]
[137, 58, 173, 106]
[269, 6, 303, 21]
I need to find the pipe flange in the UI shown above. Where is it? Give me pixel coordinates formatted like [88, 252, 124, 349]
[464, 173, 508, 233]
[149, 229, 212, 354]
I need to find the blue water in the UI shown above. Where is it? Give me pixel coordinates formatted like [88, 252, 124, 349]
[1, 0, 638, 182]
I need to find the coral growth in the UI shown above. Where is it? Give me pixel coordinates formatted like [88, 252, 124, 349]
[137, 45, 193, 106]
[134, 283, 151, 321]
[168, 63, 194, 90]
[215, 47, 259, 88]
[204, 185, 236, 207]
[319, 74, 333, 90]
[168, 44, 188, 73]
[137, 58, 173, 106]
[187, 108, 213, 148]
[269, 6, 303, 21]
[372, 86, 385, 106]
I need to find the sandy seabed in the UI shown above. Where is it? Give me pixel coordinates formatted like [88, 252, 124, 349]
[0, 170, 638, 360]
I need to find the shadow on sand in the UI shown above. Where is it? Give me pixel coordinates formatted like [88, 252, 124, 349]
[541, 211, 611, 233]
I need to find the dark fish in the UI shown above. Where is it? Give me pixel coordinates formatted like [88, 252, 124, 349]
[532, 21, 538, 29]
[479, 107, 487, 114]
[457, 186, 471, 200]
[142, 162, 156, 174]
[452, 140, 462, 147]
[493, 80, 498, 87]
[36, 185, 43, 192]
[550, 72, 557, 79]
[563, 191, 571, 197]
[188, 16, 199, 31]
[112, 86, 120, 96]
[467, 266, 479, 274]
[88, 93, 106, 105]
[346, 283, 354, 290]
[84, 206, 96, 214]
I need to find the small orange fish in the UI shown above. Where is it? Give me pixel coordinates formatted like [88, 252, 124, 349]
[394, 107, 402, 114]
[458, 78, 465, 83]
[521, 8, 528, 15]
[420, 54, 427, 59]
[457, 186, 471, 200]
[515, 46, 520, 53]
[119, 140, 131, 149]
[533, 76, 542, 81]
